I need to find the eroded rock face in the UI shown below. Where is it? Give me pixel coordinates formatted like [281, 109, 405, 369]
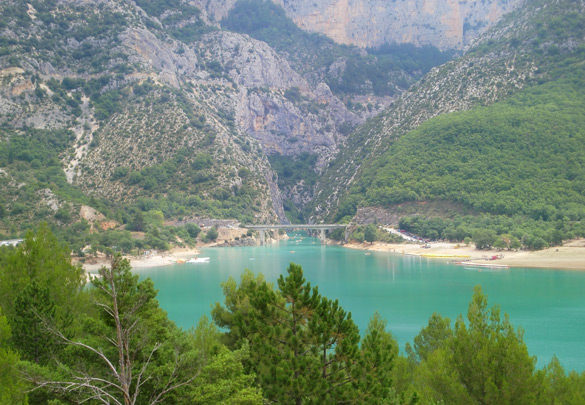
[201, 31, 308, 90]
[198, 31, 359, 168]
[194, 31, 363, 212]
[121, 28, 199, 88]
[200, 0, 524, 50]
[283, 0, 524, 50]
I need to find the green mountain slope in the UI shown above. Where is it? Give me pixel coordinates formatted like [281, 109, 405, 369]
[310, 0, 585, 247]
[358, 78, 585, 217]
[351, 73, 585, 245]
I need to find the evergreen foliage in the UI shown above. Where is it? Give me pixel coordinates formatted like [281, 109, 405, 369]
[0, 223, 85, 321]
[4, 240, 262, 404]
[212, 263, 411, 404]
[268, 152, 319, 223]
[11, 281, 58, 365]
[0, 127, 86, 223]
[409, 286, 540, 404]
[0, 307, 27, 404]
[268, 152, 318, 191]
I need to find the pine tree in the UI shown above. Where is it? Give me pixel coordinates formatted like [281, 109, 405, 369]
[0, 306, 27, 404]
[0, 222, 85, 322]
[25, 255, 201, 404]
[11, 281, 58, 365]
[214, 263, 380, 404]
[451, 286, 538, 404]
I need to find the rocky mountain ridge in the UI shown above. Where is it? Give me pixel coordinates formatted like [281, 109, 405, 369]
[0, 0, 283, 224]
[1, 0, 580, 238]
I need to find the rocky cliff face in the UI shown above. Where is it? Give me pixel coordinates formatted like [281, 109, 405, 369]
[198, 0, 524, 50]
[198, 30, 359, 167]
[192, 30, 365, 213]
[0, 0, 287, 224]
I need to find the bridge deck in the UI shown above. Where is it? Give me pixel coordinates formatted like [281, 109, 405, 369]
[245, 224, 346, 230]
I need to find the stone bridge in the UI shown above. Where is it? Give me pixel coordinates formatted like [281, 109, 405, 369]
[245, 224, 349, 245]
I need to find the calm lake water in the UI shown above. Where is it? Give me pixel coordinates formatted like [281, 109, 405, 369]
[140, 234, 585, 371]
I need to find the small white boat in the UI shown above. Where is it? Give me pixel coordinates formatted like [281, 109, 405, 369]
[461, 262, 509, 270]
[187, 257, 210, 264]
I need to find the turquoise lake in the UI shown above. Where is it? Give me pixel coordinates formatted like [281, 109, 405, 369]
[140, 234, 585, 371]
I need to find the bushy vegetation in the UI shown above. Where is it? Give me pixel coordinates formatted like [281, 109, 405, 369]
[336, 71, 585, 249]
[0, 127, 87, 227]
[0, 0, 130, 73]
[368, 43, 455, 77]
[221, 0, 452, 96]
[58, 219, 202, 256]
[397, 214, 572, 250]
[0, 120, 256, 250]
[268, 152, 318, 190]
[330, 224, 404, 244]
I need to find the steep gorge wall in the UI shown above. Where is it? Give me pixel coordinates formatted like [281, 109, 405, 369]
[197, 0, 524, 50]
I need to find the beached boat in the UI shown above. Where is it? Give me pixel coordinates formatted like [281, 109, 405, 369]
[187, 257, 210, 264]
[459, 262, 509, 269]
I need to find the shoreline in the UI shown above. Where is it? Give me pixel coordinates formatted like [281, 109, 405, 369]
[342, 239, 585, 271]
[80, 246, 204, 274]
[79, 226, 286, 273]
[80, 225, 257, 273]
[78, 230, 585, 272]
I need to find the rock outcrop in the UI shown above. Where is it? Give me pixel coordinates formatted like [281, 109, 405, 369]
[198, 31, 359, 167]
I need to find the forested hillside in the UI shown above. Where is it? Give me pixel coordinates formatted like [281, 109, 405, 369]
[312, 0, 585, 249]
[346, 73, 585, 247]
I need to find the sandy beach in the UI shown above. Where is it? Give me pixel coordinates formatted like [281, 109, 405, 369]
[79, 225, 265, 273]
[80, 246, 203, 274]
[343, 238, 585, 270]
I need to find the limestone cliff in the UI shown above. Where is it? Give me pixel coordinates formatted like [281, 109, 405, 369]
[198, 31, 358, 165]
[0, 0, 370, 225]
[198, 0, 524, 50]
